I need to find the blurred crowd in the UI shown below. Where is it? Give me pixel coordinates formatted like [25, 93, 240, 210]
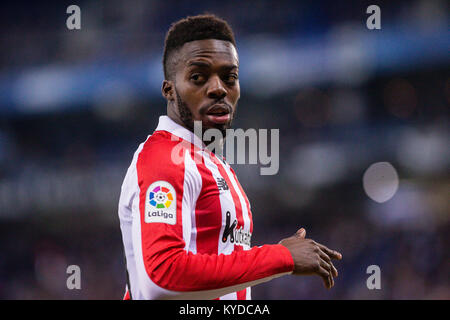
[0, 0, 448, 299]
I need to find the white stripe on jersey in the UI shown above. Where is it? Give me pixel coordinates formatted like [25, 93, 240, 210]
[216, 156, 252, 250]
[182, 150, 202, 254]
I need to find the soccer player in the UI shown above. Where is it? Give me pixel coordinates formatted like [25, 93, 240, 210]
[118, 14, 342, 300]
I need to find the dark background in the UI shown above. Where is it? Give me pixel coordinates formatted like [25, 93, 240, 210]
[0, 0, 448, 299]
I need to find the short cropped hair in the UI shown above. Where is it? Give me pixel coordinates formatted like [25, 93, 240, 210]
[163, 14, 236, 80]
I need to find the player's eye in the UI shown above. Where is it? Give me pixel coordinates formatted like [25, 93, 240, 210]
[190, 73, 206, 84]
[225, 73, 238, 85]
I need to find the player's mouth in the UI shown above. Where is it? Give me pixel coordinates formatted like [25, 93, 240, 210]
[204, 104, 231, 124]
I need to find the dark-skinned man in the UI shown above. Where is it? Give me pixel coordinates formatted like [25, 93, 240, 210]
[118, 14, 342, 300]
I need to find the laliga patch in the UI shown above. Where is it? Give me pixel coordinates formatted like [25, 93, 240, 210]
[145, 181, 176, 225]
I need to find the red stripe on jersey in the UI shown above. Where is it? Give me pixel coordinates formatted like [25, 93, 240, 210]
[228, 165, 254, 234]
[210, 153, 245, 230]
[236, 288, 247, 300]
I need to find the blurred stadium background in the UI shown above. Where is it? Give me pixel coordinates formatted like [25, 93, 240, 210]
[0, 0, 448, 299]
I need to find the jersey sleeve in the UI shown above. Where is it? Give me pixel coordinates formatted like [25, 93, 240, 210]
[131, 135, 294, 300]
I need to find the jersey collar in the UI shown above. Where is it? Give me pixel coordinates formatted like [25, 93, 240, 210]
[155, 115, 207, 150]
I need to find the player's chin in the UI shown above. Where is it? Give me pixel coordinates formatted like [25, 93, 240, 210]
[202, 118, 233, 134]
[213, 121, 233, 132]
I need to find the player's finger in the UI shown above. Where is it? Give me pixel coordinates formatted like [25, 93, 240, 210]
[320, 257, 336, 288]
[318, 248, 331, 263]
[295, 228, 306, 239]
[317, 266, 332, 289]
[319, 258, 334, 287]
[319, 257, 332, 273]
[317, 242, 342, 260]
[318, 249, 338, 277]
[330, 261, 338, 278]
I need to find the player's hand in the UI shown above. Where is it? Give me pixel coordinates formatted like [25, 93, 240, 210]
[278, 228, 342, 289]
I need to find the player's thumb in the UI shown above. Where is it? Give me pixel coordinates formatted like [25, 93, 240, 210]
[295, 228, 306, 239]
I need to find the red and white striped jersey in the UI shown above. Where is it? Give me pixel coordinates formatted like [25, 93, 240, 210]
[118, 115, 293, 300]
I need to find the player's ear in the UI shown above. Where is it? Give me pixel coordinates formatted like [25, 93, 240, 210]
[162, 80, 175, 102]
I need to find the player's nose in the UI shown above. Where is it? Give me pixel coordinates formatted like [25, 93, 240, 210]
[206, 76, 227, 100]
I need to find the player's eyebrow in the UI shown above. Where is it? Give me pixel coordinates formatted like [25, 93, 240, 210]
[187, 61, 211, 68]
[187, 60, 239, 71]
[222, 64, 239, 71]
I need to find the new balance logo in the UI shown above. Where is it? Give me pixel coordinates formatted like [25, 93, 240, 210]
[216, 177, 229, 191]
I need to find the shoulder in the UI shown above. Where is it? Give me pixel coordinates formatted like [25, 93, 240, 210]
[137, 131, 196, 182]
[139, 131, 180, 159]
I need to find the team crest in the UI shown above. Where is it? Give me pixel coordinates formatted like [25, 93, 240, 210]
[145, 181, 176, 225]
